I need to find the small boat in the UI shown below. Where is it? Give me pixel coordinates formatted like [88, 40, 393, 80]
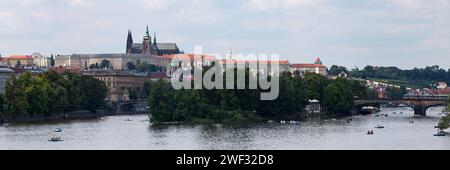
[375, 125, 384, 129]
[289, 121, 299, 124]
[49, 137, 64, 142]
[434, 131, 446, 137]
[280, 121, 286, 124]
[54, 128, 62, 133]
[385, 114, 389, 117]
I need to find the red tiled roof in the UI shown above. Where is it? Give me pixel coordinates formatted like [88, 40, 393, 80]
[159, 54, 216, 61]
[8, 55, 32, 59]
[291, 63, 326, 68]
[315, 57, 322, 63]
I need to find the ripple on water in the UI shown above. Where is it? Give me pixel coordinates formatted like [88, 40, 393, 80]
[0, 107, 449, 150]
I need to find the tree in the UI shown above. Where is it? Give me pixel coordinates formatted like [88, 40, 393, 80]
[0, 93, 4, 115]
[329, 65, 349, 76]
[148, 79, 176, 122]
[143, 81, 153, 99]
[50, 54, 55, 67]
[4, 74, 29, 116]
[323, 78, 354, 115]
[304, 73, 328, 102]
[438, 115, 450, 130]
[438, 97, 450, 130]
[100, 60, 111, 69]
[128, 88, 139, 102]
[15, 60, 21, 68]
[386, 86, 407, 99]
[79, 76, 108, 113]
[127, 62, 136, 71]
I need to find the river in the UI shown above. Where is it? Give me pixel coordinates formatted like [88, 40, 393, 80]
[0, 107, 449, 150]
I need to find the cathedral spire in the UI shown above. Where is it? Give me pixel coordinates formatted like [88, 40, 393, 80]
[144, 25, 150, 40]
[126, 29, 133, 54]
[153, 32, 157, 45]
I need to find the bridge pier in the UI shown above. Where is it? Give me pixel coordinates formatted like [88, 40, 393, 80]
[413, 105, 427, 116]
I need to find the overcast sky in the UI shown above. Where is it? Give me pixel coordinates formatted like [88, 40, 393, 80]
[1, 0, 449, 69]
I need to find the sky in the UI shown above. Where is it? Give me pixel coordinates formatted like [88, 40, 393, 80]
[0, 0, 450, 69]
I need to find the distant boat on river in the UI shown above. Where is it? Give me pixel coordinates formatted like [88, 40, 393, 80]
[361, 106, 381, 115]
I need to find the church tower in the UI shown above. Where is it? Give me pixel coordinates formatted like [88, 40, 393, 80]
[141, 25, 156, 55]
[153, 32, 160, 55]
[126, 30, 133, 54]
[142, 26, 158, 55]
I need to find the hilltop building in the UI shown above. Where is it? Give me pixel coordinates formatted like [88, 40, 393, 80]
[6, 53, 50, 68]
[291, 58, 328, 77]
[126, 26, 182, 56]
[56, 26, 183, 70]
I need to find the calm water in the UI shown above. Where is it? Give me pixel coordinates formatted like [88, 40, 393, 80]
[0, 107, 449, 150]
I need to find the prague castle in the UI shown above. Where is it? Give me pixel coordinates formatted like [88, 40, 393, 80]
[126, 26, 182, 55]
[55, 26, 182, 69]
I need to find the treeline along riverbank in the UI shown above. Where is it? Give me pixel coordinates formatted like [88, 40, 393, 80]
[147, 67, 375, 124]
[0, 70, 109, 124]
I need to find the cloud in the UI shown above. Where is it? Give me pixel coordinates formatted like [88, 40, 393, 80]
[1, 0, 450, 68]
[68, 0, 94, 7]
[140, 0, 174, 10]
[243, 0, 316, 11]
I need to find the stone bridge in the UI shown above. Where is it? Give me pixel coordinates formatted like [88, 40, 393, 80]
[355, 97, 447, 116]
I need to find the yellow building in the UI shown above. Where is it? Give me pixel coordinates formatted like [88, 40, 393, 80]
[7, 55, 34, 67]
[83, 70, 153, 102]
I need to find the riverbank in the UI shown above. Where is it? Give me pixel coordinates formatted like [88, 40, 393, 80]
[0, 110, 148, 124]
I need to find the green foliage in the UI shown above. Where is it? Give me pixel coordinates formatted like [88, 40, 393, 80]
[439, 97, 450, 130]
[79, 76, 108, 113]
[329, 65, 349, 76]
[127, 62, 136, 71]
[50, 54, 55, 67]
[146, 67, 370, 123]
[148, 79, 177, 122]
[351, 80, 376, 98]
[438, 115, 450, 130]
[323, 78, 355, 115]
[136, 60, 164, 73]
[0, 94, 4, 115]
[304, 73, 328, 102]
[350, 65, 448, 85]
[100, 60, 111, 69]
[2, 70, 107, 116]
[385, 86, 407, 99]
[4, 75, 29, 115]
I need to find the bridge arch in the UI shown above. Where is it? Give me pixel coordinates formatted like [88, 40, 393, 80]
[354, 98, 447, 116]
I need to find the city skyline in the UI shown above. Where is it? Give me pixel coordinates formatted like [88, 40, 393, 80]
[1, 0, 450, 69]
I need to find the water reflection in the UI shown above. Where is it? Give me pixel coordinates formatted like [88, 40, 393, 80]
[0, 107, 449, 150]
